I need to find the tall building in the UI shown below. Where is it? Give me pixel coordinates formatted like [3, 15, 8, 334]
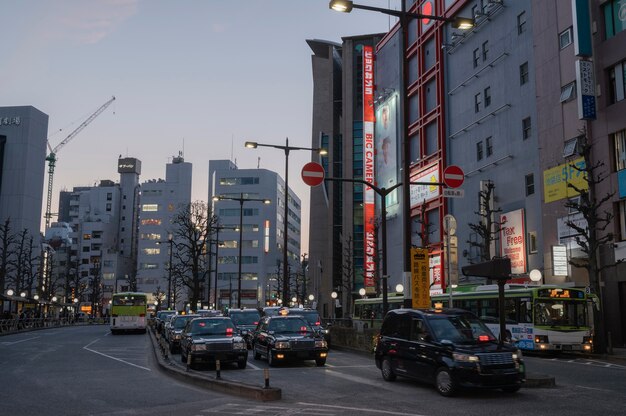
[209, 160, 301, 309]
[0, 106, 47, 242]
[135, 154, 192, 308]
[308, 34, 385, 318]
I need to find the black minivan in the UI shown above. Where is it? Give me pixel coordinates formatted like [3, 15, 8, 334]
[374, 308, 525, 396]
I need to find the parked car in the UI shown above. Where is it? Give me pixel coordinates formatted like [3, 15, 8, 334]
[227, 308, 261, 348]
[288, 307, 331, 347]
[260, 306, 283, 317]
[179, 317, 248, 369]
[165, 314, 200, 353]
[252, 314, 328, 367]
[374, 308, 525, 397]
[155, 310, 176, 334]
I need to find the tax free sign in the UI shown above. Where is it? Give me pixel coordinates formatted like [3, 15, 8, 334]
[500, 209, 527, 274]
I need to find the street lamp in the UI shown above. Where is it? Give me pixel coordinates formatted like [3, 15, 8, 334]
[330, 0, 474, 309]
[331, 291, 338, 320]
[213, 193, 271, 308]
[245, 138, 327, 307]
[157, 234, 174, 309]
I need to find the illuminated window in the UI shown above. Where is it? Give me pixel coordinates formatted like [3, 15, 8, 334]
[141, 219, 162, 226]
[83, 234, 91, 240]
[142, 204, 158, 212]
[140, 233, 161, 240]
[141, 263, 159, 270]
[143, 248, 160, 255]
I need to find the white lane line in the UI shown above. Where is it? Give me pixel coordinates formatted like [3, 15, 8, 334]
[1, 336, 40, 345]
[83, 339, 151, 371]
[246, 361, 262, 370]
[322, 368, 388, 388]
[298, 402, 428, 416]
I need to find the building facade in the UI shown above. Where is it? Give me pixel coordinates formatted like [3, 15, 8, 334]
[209, 160, 301, 310]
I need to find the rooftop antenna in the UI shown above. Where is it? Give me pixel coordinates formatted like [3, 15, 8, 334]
[230, 134, 234, 162]
[257, 157, 261, 169]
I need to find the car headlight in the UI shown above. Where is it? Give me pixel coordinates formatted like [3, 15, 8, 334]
[191, 343, 207, 351]
[174, 334, 181, 340]
[452, 352, 480, 362]
[274, 341, 291, 349]
[512, 349, 523, 360]
[233, 341, 246, 350]
[315, 340, 328, 349]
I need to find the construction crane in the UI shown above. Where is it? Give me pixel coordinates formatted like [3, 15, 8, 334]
[44, 96, 116, 230]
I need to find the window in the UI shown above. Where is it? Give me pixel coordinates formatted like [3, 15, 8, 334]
[619, 200, 626, 241]
[486, 136, 493, 157]
[522, 117, 532, 140]
[528, 231, 538, 254]
[473, 48, 480, 68]
[484, 87, 491, 107]
[525, 173, 535, 196]
[604, 0, 626, 39]
[142, 204, 159, 212]
[560, 82, 577, 103]
[559, 27, 572, 49]
[482, 40, 489, 61]
[474, 92, 482, 113]
[142, 248, 160, 255]
[425, 121, 438, 156]
[141, 218, 162, 226]
[106, 192, 112, 201]
[520, 62, 529, 85]
[563, 136, 580, 158]
[608, 60, 626, 104]
[106, 203, 111, 212]
[476, 141, 484, 161]
[517, 11, 527, 34]
[614, 129, 626, 171]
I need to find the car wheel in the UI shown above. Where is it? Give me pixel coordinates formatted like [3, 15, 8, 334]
[268, 351, 276, 367]
[381, 357, 397, 381]
[253, 345, 261, 360]
[238, 358, 247, 369]
[315, 358, 326, 367]
[502, 385, 521, 393]
[435, 367, 457, 397]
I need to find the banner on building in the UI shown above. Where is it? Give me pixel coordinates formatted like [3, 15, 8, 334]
[500, 208, 527, 274]
[375, 95, 399, 214]
[543, 157, 587, 203]
[363, 45, 376, 288]
[410, 164, 440, 207]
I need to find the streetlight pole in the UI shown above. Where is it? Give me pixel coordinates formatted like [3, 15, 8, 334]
[213, 194, 270, 309]
[167, 233, 173, 310]
[329, 0, 473, 309]
[245, 138, 326, 307]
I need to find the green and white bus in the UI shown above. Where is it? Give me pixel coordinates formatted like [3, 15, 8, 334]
[110, 292, 148, 334]
[353, 284, 596, 352]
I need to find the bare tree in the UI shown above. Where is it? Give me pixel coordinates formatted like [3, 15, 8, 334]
[171, 201, 216, 309]
[467, 181, 504, 263]
[564, 133, 620, 354]
[0, 218, 16, 293]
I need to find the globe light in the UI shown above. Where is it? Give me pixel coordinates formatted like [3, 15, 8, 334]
[308, 294, 315, 301]
[359, 288, 366, 296]
[7, 289, 14, 296]
[529, 269, 542, 282]
[331, 291, 338, 299]
[52, 296, 57, 302]
[20, 292, 26, 298]
[395, 284, 404, 293]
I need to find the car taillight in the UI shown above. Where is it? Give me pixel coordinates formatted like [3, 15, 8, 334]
[478, 335, 490, 342]
[254, 321, 258, 325]
[300, 326, 307, 332]
[315, 321, 321, 326]
[226, 328, 233, 336]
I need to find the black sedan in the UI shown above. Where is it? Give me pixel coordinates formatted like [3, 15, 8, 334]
[252, 315, 328, 367]
[179, 317, 248, 369]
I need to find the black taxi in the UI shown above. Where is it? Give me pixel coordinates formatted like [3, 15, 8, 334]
[374, 308, 525, 396]
[252, 312, 328, 367]
[180, 317, 248, 369]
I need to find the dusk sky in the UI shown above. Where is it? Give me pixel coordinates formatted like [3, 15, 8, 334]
[2, 0, 395, 250]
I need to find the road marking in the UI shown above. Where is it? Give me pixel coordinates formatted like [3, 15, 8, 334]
[1, 336, 40, 345]
[322, 368, 387, 388]
[83, 339, 151, 371]
[246, 361, 262, 370]
[298, 402, 428, 416]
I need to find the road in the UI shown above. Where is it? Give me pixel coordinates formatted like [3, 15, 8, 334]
[1, 325, 625, 416]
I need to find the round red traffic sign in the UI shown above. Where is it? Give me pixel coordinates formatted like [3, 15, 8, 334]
[301, 162, 325, 187]
[443, 165, 465, 188]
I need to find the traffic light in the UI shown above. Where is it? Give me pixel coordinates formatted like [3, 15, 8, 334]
[461, 257, 511, 280]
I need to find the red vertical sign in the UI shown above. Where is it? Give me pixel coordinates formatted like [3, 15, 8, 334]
[363, 45, 376, 289]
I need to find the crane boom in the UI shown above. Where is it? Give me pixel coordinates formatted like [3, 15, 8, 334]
[44, 96, 116, 230]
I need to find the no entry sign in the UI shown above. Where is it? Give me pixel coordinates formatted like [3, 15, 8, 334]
[443, 165, 465, 188]
[301, 162, 325, 187]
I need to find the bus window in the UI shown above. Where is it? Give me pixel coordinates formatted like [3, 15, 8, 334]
[505, 299, 517, 323]
[519, 299, 532, 323]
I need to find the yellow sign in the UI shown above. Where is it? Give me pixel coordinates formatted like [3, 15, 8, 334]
[543, 157, 587, 203]
[411, 248, 430, 309]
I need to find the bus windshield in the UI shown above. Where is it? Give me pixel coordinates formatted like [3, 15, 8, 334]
[112, 295, 147, 307]
[534, 300, 587, 327]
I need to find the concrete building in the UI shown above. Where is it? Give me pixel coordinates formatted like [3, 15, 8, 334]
[209, 160, 301, 310]
[135, 154, 192, 309]
[0, 106, 47, 243]
[308, 35, 385, 319]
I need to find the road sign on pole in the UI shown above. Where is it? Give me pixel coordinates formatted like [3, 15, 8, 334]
[301, 162, 325, 187]
[443, 165, 465, 188]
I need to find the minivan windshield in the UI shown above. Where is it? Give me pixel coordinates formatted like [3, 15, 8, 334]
[428, 314, 496, 344]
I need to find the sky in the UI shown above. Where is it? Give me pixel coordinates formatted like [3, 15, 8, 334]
[2, 0, 396, 252]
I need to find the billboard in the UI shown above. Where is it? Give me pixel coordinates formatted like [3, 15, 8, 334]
[375, 95, 399, 213]
[363, 45, 376, 289]
[500, 208, 527, 274]
[543, 157, 587, 203]
[410, 164, 441, 207]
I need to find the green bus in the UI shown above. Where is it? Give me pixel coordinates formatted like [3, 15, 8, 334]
[110, 292, 148, 334]
[353, 284, 596, 352]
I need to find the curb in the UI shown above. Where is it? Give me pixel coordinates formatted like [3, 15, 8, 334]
[523, 373, 556, 388]
[148, 328, 281, 401]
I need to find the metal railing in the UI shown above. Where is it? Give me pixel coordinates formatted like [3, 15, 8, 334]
[0, 317, 110, 334]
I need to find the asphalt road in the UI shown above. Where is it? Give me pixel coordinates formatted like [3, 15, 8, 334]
[2, 325, 626, 416]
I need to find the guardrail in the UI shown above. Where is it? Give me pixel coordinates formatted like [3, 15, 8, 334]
[0, 317, 110, 334]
